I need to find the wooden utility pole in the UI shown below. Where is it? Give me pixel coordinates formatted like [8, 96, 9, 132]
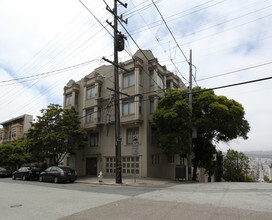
[188, 49, 193, 181]
[105, 0, 127, 184]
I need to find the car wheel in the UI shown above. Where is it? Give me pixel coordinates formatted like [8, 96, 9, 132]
[12, 175, 16, 180]
[54, 177, 58, 184]
[22, 175, 26, 181]
[70, 180, 75, 183]
[39, 176, 43, 182]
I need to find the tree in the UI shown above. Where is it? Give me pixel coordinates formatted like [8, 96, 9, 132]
[223, 149, 250, 182]
[153, 88, 250, 181]
[27, 104, 86, 165]
[152, 89, 191, 156]
[0, 138, 31, 167]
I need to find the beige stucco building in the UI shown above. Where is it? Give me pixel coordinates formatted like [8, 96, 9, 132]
[0, 114, 33, 145]
[63, 50, 191, 180]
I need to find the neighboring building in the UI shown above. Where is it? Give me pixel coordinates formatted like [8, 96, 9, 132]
[0, 114, 33, 145]
[63, 50, 189, 180]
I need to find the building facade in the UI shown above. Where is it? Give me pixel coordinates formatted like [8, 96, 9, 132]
[0, 114, 33, 145]
[63, 50, 190, 180]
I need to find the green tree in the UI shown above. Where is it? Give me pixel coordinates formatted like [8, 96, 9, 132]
[27, 104, 86, 165]
[153, 88, 250, 181]
[0, 138, 31, 167]
[223, 149, 250, 182]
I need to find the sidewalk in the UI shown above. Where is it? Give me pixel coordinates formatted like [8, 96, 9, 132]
[76, 176, 182, 186]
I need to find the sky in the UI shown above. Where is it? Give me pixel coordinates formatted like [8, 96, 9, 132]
[0, 0, 271, 152]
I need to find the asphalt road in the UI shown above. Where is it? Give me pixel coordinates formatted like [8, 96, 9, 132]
[1, 178, 272, 220]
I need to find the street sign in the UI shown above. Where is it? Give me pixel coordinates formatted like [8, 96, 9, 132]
[132, 144, 139, 156]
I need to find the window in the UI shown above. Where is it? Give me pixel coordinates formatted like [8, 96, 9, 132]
[150, 97, 154, 114]
[157, 73, 164, 89]
[67, 156, 75, 167]
[97, 108, 101, 122]
[86, 85, 95, 99]
[168, 154, 175, 163]
[18, 128, 22, 138]
[122, 98, 135, 115]
[65, 93, 72, 106]
[123, 71, 134, 88]
[150, 70, 154, 86]
[105, 157, 116, 174]
[75, 93, 79, 105]
[11, 128, 16, 138]
[122, 156, 140, 174]
[98, 84, 102, 97]
[90, 133, 99, 147]
[139, 97, 142, 114]
[166, 81, 171, 90]
[86, 108, 94, 123]
[105, 156, 140, 175]
[127, 127, 139, 144]
[151, 127, 158, 144]
[139, 69, 142, 85]
[152, 154, 160, 165]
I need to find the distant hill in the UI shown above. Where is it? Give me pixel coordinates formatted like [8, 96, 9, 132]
[243, 151, 272, 158]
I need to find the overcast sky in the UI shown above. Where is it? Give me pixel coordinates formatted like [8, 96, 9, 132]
[0, 0, 271, 152]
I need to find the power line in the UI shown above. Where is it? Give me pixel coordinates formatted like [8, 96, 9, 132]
[0, 60, 100, 84]
[151, 0, 190, 65]
[165, 75, 272, 100]
[198, 60, 272, 82]
[79, 0, 113, 38]
[128, 1, 188, 84]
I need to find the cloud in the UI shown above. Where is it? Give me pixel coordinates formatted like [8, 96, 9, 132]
[0, 0, 271, 152]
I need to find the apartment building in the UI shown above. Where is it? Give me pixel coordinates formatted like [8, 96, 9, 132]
[63, 50, 188, 180]
[0, 114, 33, 145]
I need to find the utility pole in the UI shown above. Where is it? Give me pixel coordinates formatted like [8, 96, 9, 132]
[105, 0, 127, 184]
[188, 49, 193, 181]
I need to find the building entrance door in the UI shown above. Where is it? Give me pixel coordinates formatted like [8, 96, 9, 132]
[86, 158, 97, 176]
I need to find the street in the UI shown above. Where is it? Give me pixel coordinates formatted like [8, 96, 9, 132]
[1, 178, 272, 220]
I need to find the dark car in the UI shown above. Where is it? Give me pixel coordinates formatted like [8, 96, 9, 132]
[12, 167, 42, 181]
[39, 166, 77, 183]
[0, 167, 12, 177]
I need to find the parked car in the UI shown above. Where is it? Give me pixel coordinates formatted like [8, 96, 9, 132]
[12, 167, 42, 181]
[39, 166, 77, 183]
[0, 167, 12, 177]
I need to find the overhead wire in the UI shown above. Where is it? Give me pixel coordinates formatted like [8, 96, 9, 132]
[0, 5, 109, 107]
[0, 60, 101, 84]
[128, 1, 189, 84]
[151, 0, 190, 65]
[197, 60, 272, 82]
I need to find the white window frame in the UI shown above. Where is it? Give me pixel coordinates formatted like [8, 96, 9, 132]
[11, 128, 16, 138]
[65, 93, 72, 106]
[123, 71, 134, 88]
[67, 156, 75, 167]
[152, 154, 160, 165]
[150, 70, 154, 86]
[18, 128, 22, 138]
[86, 85, 95, 99]
[90, 133, 99, 147]
[139, 69, 143, 85]
[157, 73, 164, 89]
[126, 127, 139, 144]
[122, 98, 135, 116]
[86, 108, 94, 123]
